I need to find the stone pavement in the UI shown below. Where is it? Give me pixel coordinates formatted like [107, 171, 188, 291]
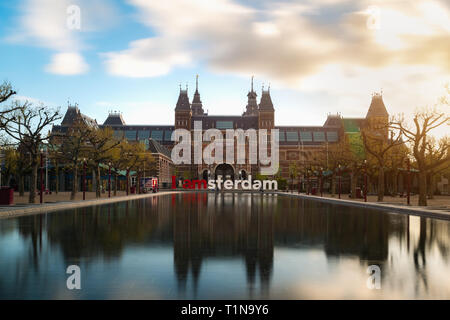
[0, 191, 181, 219]
[278, 192, 450, 220]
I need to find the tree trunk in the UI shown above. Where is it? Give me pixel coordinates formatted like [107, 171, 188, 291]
[126, 172, 130, 195]
[418, 169, 427, 206]
[114, 174, 118, 196]
[392, 169, 398, 197]
[29, 162, 38, 204]
[96, 165, 101, 198]
[350, 169, 357, 199]
[377, 165, 384, 202]
[330, 173, 336, 197]
[19, 174, 25, 196]
[428, 172, 435, 199]
[137, 173, 141, 194]
[55, 161, 59, 194]
[71, 166, 78, 200]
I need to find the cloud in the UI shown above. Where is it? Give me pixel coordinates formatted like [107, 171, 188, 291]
[102, 0, 449, 86]
[103, 38, 190, 78]
[45, 52, 89, 75]
[8, 0, 118, 75]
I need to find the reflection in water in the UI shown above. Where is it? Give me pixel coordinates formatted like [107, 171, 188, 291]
[0, 192, 449, 299]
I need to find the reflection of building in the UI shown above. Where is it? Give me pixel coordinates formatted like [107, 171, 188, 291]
[52, 78, 389, 184]
[173, 193, 274, 296]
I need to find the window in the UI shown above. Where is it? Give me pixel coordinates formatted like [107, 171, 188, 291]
[313, 131, 325, 142]
[151, 130, 163, 141]
[300, 131, 312, 142]
[216, 121, 233, 129]
[138, 130, 150, 140]
[113, 130, 124, 139]
[125, 130, 136, 141]
[327, 131, 338, 142]
[286, 131, 299, 142]
[164, 130, 173, 141]
[278, 131, 286, 142]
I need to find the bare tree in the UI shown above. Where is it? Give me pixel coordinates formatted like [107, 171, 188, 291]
[86, 127, 120, 198]
[392, 109, 449, 206]
[362, 126, 404, 201]
[49, 117, 92, 200]
[0, 101, 61, 203]
[0, 81, 16, 104]
[424, 136, 450, 199]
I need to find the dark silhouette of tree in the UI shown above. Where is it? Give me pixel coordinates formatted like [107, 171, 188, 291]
[392, 108, 449, 206]
[0, 101, 61, 203]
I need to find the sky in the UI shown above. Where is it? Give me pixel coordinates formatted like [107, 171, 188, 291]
[0, 0, 448, 135]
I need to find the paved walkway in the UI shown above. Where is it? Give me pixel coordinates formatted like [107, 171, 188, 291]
[0, 191, 181, 219]
[278, 192, 450, 220]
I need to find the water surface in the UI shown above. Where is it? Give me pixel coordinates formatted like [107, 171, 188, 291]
[1, 192, 449, 299]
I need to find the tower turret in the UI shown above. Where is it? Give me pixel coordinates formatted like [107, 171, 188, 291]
[175, 85, 192, 130]
[258, 85, 274, 130]
[366, 92, 389, 138]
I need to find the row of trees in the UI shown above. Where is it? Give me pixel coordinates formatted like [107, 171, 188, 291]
[283, 88, 449, 206]
[0, 81, 156, 203]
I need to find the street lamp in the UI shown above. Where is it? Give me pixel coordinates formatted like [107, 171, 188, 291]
[306, 168, 310, 195]
[108, 162, 111, 198]
[338, 164, 341, 199]
[320, 167, 323, 197]
[40, 149, 44, 204]
[406, 157, 411, 205]
[45, 148, 48, 193]
[83, 158, 86, 200]
[363, 160, 368, 202]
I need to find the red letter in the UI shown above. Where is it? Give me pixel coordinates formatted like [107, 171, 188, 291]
[172, 176, 176, 189]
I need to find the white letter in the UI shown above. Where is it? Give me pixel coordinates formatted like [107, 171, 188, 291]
[203, 129, 223, 165]
[66, 265, 81, 290]
[367, 265, 381, 289]
[193, 121, 203, 164]
[67, 5, 81, 30]
[259, 129, 279, 175]
[224, 180, 233, 190]
[242, 175, 251, 190]
[171, 129, 191, 164]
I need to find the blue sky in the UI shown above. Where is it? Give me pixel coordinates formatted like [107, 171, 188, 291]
[0, 0, 448, 131]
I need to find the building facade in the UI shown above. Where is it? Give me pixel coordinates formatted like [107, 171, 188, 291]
[52, 78, 389, 187]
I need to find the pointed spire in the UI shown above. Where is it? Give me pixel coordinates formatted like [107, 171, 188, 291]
[191, 74, 204, 115]
[245, 76, 258, 115]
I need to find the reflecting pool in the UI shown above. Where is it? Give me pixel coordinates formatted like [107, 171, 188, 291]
[1, 192, 449, 299]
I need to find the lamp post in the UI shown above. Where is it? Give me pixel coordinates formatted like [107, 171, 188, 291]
[108, 162, 111, 198]
[45, 149, 48, 193]
[406, 158, 411, 205]
[306, 169, 310, 195]
[40, 149, 44, 204]
[126, 167, 129, 196]
[83, 158, 86, 200]
[338, 164, 341, 199]
[320, 167, 323, 197]
[364, 160, 368, 202]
